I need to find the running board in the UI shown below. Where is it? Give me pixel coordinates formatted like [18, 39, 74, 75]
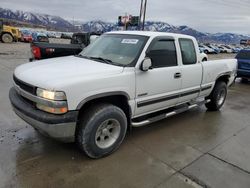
[131, 99, 210, 127]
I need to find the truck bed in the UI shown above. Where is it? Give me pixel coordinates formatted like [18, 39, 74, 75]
[30, 42, 84, 60]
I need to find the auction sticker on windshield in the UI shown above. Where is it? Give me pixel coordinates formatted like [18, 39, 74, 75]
[121, 39, 139, 44]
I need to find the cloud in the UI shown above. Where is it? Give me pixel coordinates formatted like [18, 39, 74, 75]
[1, 0, 250, 34]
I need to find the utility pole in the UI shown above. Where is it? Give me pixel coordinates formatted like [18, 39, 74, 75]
[139, 0, 147, 31]
[142, 0, 147, 31]
[139, 0, 143, 30]
[124, 13, 128, 31]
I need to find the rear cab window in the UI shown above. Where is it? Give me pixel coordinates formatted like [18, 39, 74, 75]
[179, 38, 197, 65]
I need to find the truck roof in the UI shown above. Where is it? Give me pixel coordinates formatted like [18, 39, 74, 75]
[107, 30, 195, 39]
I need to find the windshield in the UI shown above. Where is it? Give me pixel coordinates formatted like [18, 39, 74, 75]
[236, 50, 250, 60]
[79, 34, 149, 66]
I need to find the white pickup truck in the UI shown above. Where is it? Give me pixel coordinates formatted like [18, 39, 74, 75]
[9, 31, 237, 158]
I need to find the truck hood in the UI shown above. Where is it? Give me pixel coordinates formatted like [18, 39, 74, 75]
[14, 56, 124, 89]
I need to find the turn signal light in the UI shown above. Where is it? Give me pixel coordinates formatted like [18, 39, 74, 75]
[36, 104, 68, 114]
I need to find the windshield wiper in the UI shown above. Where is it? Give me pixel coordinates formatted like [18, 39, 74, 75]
[88, 56, 123, 66]
[76, 55, 123, 67]
[89, 56, 113, 64]
[75, 54, 90, 59]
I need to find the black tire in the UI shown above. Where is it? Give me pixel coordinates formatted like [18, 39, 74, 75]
[1, 33, 13, 43]
[205, 81, 227, 111]
[204, 50, 209, 54]
[76, 103, 127, 159]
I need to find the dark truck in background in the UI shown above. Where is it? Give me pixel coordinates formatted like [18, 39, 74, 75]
[236, 49, 250, 82]
[30, 32, 100, 61]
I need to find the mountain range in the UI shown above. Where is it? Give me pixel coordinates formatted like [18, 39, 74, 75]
[0, 7, 249, 44]
[78, 20, 249, 44]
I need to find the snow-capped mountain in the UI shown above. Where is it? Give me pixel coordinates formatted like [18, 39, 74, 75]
[0, 7, 73, 30]
[79, 20, 248, 44]
[81, 21, 117, 33]
[0, 7, 249, 44]
[204, 33, 248, 44]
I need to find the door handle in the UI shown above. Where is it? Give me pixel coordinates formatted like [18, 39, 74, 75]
[174, 72, 182, 79]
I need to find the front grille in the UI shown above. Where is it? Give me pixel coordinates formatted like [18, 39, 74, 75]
[20, 95, 35, 106]
[13, 75, 36, 95]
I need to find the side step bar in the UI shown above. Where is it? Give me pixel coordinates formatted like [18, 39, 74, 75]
[131, 99, 210, 127]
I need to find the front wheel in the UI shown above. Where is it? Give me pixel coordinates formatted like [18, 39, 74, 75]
[1, 33, 13, 43]
[205, 81, 227, 111]
[76, 103, 127, 159]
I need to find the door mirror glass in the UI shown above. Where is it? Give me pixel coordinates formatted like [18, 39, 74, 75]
[141, 57, 152, 71]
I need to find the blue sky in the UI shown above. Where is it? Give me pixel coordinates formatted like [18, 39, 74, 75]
[1, 0, 250, 34]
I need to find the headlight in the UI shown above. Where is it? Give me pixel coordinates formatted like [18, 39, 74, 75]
[36, 88, 66, 101]
[36, 88, 68, 114]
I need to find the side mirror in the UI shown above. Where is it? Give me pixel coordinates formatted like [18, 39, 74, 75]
[141, 57, 152, 71]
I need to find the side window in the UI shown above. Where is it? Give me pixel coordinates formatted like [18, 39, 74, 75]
[147, 39, 177, 68]
[179, 39, 197, 65]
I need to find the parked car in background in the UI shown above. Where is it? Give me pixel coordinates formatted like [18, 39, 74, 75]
[31, 32, 49, 43]
[47, 32, 56, 38]
[232, 46, 241, 53]
[222, 45, 233, 53]
[218, 46, 229, 53]
[55, 32, 62, 38]
[61, 33, 73, 39]
[199, 44, 215, 54]
[236, 49, 250, 82]
[207, 44, 220, 54]
[20, 30, 32, 43]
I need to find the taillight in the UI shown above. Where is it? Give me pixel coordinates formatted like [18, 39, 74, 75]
[32, 46, 41, 59]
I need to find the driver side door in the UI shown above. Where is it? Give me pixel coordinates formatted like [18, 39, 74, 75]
[135, 37, 182, 116]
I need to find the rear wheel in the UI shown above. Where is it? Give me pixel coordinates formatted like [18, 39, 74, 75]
[1, 33, 13, 43]
[76, 103, 127, 159]
[205, 81, 227, 111]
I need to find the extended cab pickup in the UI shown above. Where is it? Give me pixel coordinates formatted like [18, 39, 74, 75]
[9, 31, 237, 158]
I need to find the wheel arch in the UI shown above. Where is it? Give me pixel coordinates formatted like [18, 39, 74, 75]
[215, 72, 231, 85]
[76, 92, 132, 126]
[1, 32, 14, 38]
